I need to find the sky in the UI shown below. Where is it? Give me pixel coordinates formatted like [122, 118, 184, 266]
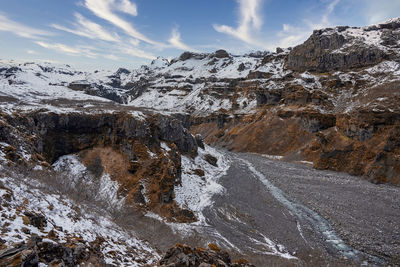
[0, 0, 399, 70]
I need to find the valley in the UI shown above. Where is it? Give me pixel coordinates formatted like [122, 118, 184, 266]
[1, 17, 400, 266]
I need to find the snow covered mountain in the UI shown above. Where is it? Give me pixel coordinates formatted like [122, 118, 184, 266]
[1, 17, 400, 266]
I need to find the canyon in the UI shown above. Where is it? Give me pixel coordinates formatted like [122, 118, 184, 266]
[1, 17, 400, 266]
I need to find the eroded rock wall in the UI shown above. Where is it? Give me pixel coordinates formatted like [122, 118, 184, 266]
[0, 110, 198, 221]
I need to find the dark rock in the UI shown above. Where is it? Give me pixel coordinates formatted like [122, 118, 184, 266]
[128, 160, 141, 174]
[237, 63, 246, 72]
[134, 185, 146, 204]
[247, 71, 272, 79]
[195, 134, 205, 149]
[276, 47, 284, 54]
[256, 90, 282, 106]
[178, 52, 207, 61]
[160, 189, 173, 204]
[179, 52, 195, 61]
[68, 81, 91, 91]
[22, 251, 39, 267]
[24, 212, 47, 228]
[0, 237, 98, 267]
[160, 244, 254, 267]
[298, 112, 336, 133]
[286, 30, 389, 72]
[3, 66, 21, 78]
[157, 115, 197, 155]
[37, 241, 75, 266]
[204, 154, 218, 167]
[194, 168, 205, 177]
[115, 67, 131, 76]
[213, 49, 230, 59]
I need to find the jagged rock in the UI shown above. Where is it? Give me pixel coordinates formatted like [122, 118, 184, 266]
[160, 244, 255, 267]
[157, 114, 197, 155]
[247, 71, 272, 79]
[256, 90, 282, 106]
[178, 52, 207, 61]
[237, 63, 246, 72]
[0, 236, 97, 267]
[195, 134, 205, 149]
[68, 81, 91, 91]
[213, 49, 230, 59]
[286, 29, 388, 72]
[23, 212, 47, 228]
[204, 154, 218, 167]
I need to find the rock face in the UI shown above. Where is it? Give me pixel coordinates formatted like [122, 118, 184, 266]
[0, 110, 198, 221]
[286, 19, 400, 72]
[160, 244, 254, 267]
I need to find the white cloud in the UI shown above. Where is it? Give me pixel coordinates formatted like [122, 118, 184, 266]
[275, 0, 340, 49]
[129, 38, 140, 46]
[213, 0, 263, 46]
[35, 41, 98, 58]
[84, 0, 160, 45]
[51, 13, 120, 42]
[104, 54, 120, 60]
[168, 28, 197, 52]
[117, 44, 156, 60]
[27, 50, 38, 55]
[116, 0, 138, 16]
[362, 0, 400, 24]
[0, 14, 52, 39]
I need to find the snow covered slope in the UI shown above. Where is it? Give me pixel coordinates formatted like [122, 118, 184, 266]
[0, 167, 159, 266]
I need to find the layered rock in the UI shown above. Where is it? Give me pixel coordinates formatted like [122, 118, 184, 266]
[0, 110, 198, 221]
[286, 18, 400, 72]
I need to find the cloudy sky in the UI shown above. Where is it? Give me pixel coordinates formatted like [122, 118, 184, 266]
[0, 0, 399, 70]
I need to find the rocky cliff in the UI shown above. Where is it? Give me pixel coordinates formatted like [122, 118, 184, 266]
[286, 18, 400, 72]
[0, 108, 201, 222]
[2, 19, 400, 186]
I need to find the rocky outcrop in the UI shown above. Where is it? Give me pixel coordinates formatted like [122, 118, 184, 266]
[0, 110, 198, 221]
[69, 81, 128, 103]
[286, 18, 400, 72]
[286, 30, 387, 72]
[160, 244, 255, 267]
[0, 236, 105, 267]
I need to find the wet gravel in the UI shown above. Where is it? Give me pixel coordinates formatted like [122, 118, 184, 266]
[200, 152, 400, 266]
[236, 153, 400, 264]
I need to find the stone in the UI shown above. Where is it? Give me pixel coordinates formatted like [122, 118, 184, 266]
[286, 30, 388, 72]
[204, 154, 218, 167]
[195, 134, 205, 149]
[160, 244, 254, 267]
[213, 49, 230, 59]
[23, 212, 47, 228]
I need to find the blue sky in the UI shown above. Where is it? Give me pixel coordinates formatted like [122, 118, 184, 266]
[0, 0, 399, 70]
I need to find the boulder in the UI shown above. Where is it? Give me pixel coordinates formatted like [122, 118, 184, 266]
[160, 244, 254, 267]
[23, 212, 47, 228]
